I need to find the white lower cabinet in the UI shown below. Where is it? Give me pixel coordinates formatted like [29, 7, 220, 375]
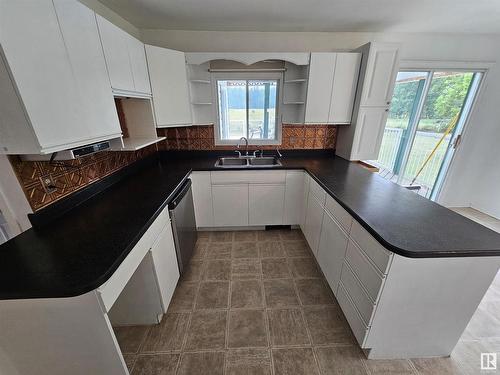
[303, 192, 325, 255]
[317, 210, 349, 295]
[150, 223, 180, 312]
[190, 172, 213, 227]
[249, 184, 285, 225]
[283, 171, 305, 225]
[212, 184, 249, 226]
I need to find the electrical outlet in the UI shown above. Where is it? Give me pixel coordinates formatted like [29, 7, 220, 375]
[40, 175, 57, 194]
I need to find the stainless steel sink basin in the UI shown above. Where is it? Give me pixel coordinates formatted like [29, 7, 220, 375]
[214, 156, 282, 168]
[248, 157, 282, 166]
[216, 157, 248, 166]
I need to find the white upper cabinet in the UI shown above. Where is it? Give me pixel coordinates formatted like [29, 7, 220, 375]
[304, 53, 336, 123]
[146, 45, 193, 127]
[336, 43, 400, 161]
[0, 0, 121, 155]
[360, 44, 399, 107]
[128, 36, 151, 95]
[305, 52, 361, 124]
[53, 0, 121, 140]
[96, 15, 134, 92]
[329, 53, 362, 124]
[350, 106, 389, 161]
[96, 15, 151, 95]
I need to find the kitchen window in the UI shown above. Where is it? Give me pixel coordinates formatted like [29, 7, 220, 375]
[214, 73, 282, 145]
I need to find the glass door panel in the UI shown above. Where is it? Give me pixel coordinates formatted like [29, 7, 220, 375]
[400, 72, 475, 198]
[378, 71, 428, 172]
[374, 70, 482, 200]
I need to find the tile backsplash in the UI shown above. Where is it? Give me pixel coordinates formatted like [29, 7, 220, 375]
[157, 124, 337, 151]
[10, 124, 337, 212]
[9, 145, 157, 212]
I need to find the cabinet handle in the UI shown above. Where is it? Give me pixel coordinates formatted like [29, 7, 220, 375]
[385, 109, 389, 112]
[387, 101, 391, 105]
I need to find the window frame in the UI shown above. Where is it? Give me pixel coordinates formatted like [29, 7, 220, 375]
[213, 72, 283, 146]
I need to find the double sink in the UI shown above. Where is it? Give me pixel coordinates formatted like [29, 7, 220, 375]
[215, 156, 282, 168]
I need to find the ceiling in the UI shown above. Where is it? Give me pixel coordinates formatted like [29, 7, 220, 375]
[97, 0, 500, 34]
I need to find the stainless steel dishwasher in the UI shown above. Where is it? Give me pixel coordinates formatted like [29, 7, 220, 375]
[168, 179, 197, 274]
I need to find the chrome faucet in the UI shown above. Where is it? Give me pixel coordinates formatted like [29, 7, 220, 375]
[237, 137, 249, 156]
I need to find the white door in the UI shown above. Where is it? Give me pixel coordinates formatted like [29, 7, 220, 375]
[53, 0, 121, 140]
[191, 172, 213, 227]
[361, 45, 399, 107]
[304, 53, 336, 123]
[0, 0, 93, 151]
[96, 14, 134, 92]
[329, 53, 361, 124]
[317, 211, 349, 295]
[249, 184, 285, 225]
[212, 185, 249, 226]
[283, 171, 305, 225]
[146, 45, 193, 127]
[303, 193, 325, 255]
[150, 224, 180, 312]
[351, 106, 389, 161]
[127, 36, 151, 94]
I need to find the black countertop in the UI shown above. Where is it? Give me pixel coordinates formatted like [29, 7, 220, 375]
[2, 151, 500, 300]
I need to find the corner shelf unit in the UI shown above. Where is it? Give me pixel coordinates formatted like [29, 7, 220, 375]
[282, 62, 309, 123]
[187, 63, 215, 125]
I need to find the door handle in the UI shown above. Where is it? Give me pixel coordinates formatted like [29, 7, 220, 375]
[453, 134, 462, 149]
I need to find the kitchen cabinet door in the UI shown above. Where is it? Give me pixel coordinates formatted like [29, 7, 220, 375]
[128, 36, 151, 94]
[304, 53, 336, 123]
[317, 211, 349, 295]
[350, 106, 389, 161]
[249, 184, 285, 225]
[146, 45, 193, 127]
[96, 14, 134, 92]
[329, 53, 361, 124]
[191, 172, 213, 227]
[0, 0, 120, 154]
[303, 193, 325, 255]
[53, 0, 121, 140]
[212, 185, 249, 226]
[361, 44, 399, 107]
[283, 171, 305, 225]
[150, 223, 180, 312]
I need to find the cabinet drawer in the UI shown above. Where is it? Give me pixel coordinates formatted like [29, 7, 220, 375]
[325, 195, 352, 233]
[308, 177, 326, 206]
[345, 240, 384, 302]
[337, 282, 369, 346]
[350, 221, 391, 274]
[211, 170, 286, 185]
[340, 261, 376, 325]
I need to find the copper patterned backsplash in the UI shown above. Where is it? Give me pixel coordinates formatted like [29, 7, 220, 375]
[9, 145, 157, 212]
[157, 124, 337, 151]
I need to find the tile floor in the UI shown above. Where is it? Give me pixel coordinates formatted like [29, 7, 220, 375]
[114, 225, 500, 375]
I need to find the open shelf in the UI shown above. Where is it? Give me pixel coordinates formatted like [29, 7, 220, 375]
[117, 136, 165, 151]
[111, 97, 164, 151]
[283, 101, 305, 105]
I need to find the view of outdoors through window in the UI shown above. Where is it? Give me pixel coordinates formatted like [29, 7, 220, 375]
[372, 70, 480, 199]
[217, 79, 278, 141]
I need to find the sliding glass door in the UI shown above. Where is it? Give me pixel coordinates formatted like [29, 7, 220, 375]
[373, 70, 483, 200]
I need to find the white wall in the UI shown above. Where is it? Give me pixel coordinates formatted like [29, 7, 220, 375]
[141, 29, 500, 218]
